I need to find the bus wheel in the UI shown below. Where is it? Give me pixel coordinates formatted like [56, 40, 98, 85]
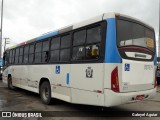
[40, 81, 52, 105]
[8, 76, 15, 90]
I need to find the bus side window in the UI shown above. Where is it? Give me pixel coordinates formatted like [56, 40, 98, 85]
[72, 46, 85, 60]
[86, 44, 100, 59]
[73, 30, 86, 46]
[19, 47, 24, 64]
[50, 37, 60, 63]
[45, 51, 49, 62]
[60, 49, 70, 62]
[15, 48, 19, 64]
[23, 45, 29, 64]
[35, 42, 42, 63]
[86, 26, 101, 44]
[6, 52, 10, 65]
[12, 49, 15, 64]
[29, 44, 35, 64]
[42, 40, 49, 63]
[50, 50, 59, 62]
[72, 30, 86, 61]
[60, 34, 71, 62]
[85, 26, 101, 60]
[9, 50, 12, 64]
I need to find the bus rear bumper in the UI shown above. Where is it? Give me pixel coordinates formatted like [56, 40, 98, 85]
[104, 88, 157, 107]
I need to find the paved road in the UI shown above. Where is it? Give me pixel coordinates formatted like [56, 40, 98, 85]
[0, 81, 160, 120]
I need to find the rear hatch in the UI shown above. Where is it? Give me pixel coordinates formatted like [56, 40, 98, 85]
[116, 16, 156, 92]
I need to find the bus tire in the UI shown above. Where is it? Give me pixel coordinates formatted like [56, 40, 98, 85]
[40, 81, 52, 105]
[8, 76, 15, 90]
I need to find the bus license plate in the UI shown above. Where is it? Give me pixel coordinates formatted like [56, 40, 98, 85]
[136, 95, 144, 100]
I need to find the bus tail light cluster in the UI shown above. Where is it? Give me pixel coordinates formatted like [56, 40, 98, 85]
[111, 66, 120, 92]
[154, 68, 157, 88]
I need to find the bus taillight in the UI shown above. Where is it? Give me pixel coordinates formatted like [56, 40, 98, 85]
[111, 67, 120, 92]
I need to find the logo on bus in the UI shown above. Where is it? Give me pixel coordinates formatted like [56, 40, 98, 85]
[125, 63, 130, 71]
[86, 67, 93, 78]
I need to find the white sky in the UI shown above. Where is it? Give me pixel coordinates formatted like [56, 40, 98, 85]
[1, 0, 159, 49]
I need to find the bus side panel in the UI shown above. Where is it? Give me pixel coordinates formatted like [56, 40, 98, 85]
[27, 64, 71, 101]
[49, 64, 70, 87]
[71, 88, 104, 106]
[70, 63, 104, 106]
[50, 64, 71, 102]
[4, 64, 72, 102]
[9, 66, 20, 88]
[70, 63, 104, 91]
[12, 65, 29, 90]
[52, 85, 71, 102]
[2, 66, 12, 84]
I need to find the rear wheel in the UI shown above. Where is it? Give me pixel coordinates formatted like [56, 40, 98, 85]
[8, 76, 15, 90]
[40, 81, 52, 105]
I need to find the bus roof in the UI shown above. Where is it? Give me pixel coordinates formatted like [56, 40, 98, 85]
[7, 12, 154, 50]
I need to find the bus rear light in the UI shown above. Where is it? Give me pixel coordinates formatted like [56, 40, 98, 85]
[111, 67, 120, 92]
[154, 69, 157, 88]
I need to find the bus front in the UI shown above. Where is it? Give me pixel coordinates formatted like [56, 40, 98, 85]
[104, 15, 157, 107]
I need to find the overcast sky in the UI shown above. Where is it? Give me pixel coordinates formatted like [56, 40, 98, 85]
[1, 0, 159, 48]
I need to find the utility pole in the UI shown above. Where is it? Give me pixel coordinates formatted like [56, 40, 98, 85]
[4, 37, 9, 52]
[0, 0, 4, 58]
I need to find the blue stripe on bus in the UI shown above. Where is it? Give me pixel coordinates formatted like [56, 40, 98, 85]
[66, 73, 70, 85]
[104, 18, 122, 63]
[154, 53, 157, 65]
[36, 31, 58, 41]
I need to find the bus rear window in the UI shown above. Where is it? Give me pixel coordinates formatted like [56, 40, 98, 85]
[117, 19, 155, 61]
[117, 20, 155, 51]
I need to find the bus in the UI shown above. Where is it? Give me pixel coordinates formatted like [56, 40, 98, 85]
[2, 12, 157, 107]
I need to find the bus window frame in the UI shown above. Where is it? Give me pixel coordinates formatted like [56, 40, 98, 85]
[49, 32, 72, 64]
[42, 39, 50, 63]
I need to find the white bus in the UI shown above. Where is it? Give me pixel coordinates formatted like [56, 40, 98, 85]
[2, 12, 157, 107]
